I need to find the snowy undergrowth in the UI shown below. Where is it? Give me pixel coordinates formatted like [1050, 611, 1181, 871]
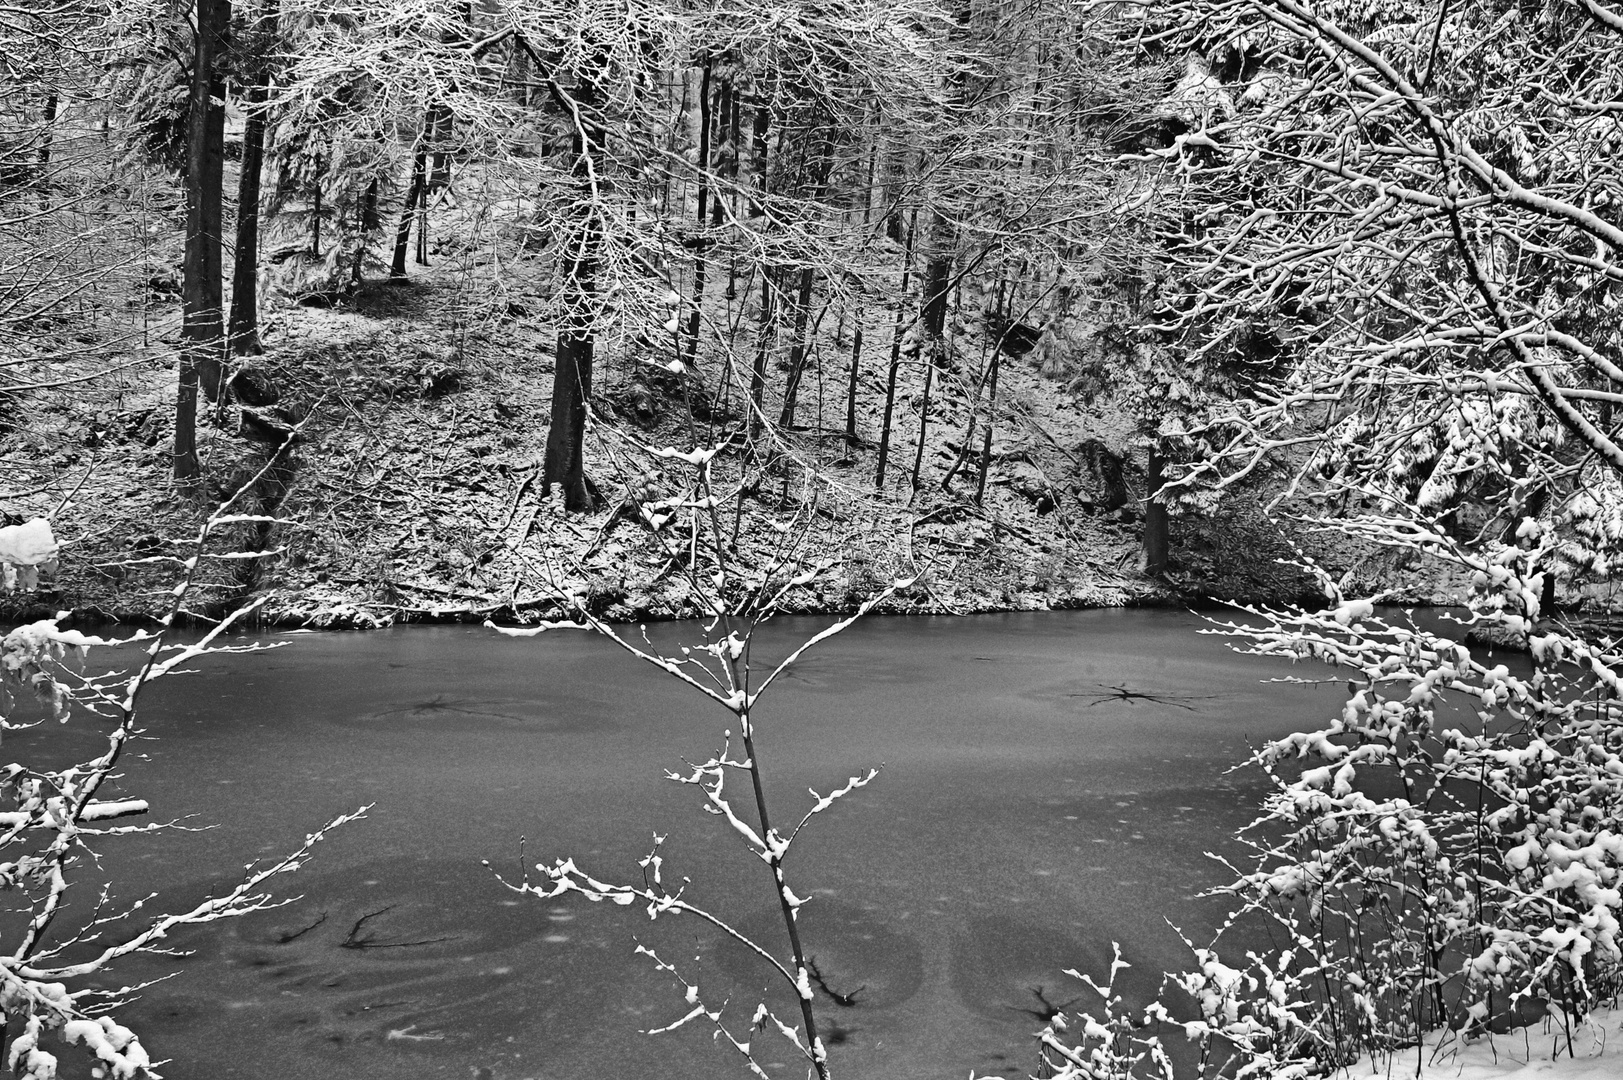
[1393, 1005, 1619, 1080]
[1035, 516, 1623, 1079]
[1033, 1000, 1623, 1080]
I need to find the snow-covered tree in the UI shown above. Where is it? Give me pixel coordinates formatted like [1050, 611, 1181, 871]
[1033, 0, 1623, 1073]
[0, 498, 361, 1076]
[489, 433, 915, 1080]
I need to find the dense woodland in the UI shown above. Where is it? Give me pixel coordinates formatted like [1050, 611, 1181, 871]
[6, 0, 1623, 1077]
[0, 0, 1344, 627]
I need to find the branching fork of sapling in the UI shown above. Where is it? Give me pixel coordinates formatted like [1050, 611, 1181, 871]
[489, 434, 915, 1079]
[0, 440, 367, 1076]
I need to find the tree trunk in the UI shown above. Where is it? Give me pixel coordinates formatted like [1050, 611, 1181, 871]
[744, 91, 778, 444]
[845, 310, 863, 446]
[920, 214, 952, 349]
[974, 343, 1000, 506]
[510, 37, 530, 105]
[718, 75, 740, 229]
[545, 318, 596, 512]
[880, 142, 907, 243]
[227, 88, 266, 355]
[311, 153, 322, 255]
[37, 93, 56, 209]
[875, 218, 916, 490]
[749, 98, 769, 218]
[175, 0, 230, 482]
[390, 132, 430, 279]
[777, 266, 817, 427]
[749, 268, 777, 441]
[911, 208, 951, 495]
[862, 130, 877, 227]
[910, 358, 933, 494]
[351, 178, 378, 287]
[711, 73, 733, 228]
[777, 129, 835, 429]
[542, 72, 604, 513]
[721, 84, 743, 300]
[684, 54, 712, 363]
[429, 104, 453, 191]
[228, 0, 277, 357]
[921, 0, 967, 343]
[874, 302, 906, 491]
[1143, 443, 1169, 575]
[415, 197, 429, 265]
[38, 93, 56, 172]
[942, 277, 1009, 493]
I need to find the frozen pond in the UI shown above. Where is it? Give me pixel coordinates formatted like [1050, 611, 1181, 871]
[47, 609, 1346, 1079]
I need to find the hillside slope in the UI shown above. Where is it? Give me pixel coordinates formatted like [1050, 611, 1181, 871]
[1, 206, 1343, 628]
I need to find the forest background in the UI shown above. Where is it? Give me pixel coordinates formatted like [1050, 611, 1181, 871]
[8, 0, 1623, 1078]
[1, 0, 1438, 629]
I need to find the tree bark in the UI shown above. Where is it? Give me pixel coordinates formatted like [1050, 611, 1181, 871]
[777, 130, 834, 428]
[228, 0, 277, 357]
[542, 72, 604, 512]
[942, 276, 1010, 493]
[920, 214, 952, 349]
[175, 0, 230, 482]
[776, 266, 817, 427]
[37, 93, 56, 210]
[352, 178, 378, 287]
[510, 36, 530, 105]
[390, 128, 430, 279]
[917, 0, 963, 367]
[711, 72, 733, 228]
[428, 104, 453, 191]
[545, 311, 596, 512]
[1143, 443, 1169, 575]
[718, 74, 740, 229]
[744, 92, 778, 445]
[684, 54, 712, 363]
[974, 342, 1000, 506]
[910, 356, 933, 494]
[38, 94, 56, 172]
[861, 124, 877, 227]
[875, 217, 916, 490]
[845, 309, 863, 446]
[749, 268, 777, 441]
[749, 97, 769, 218]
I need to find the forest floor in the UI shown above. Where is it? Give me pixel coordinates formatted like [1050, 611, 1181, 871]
[0, 187, 1468, 629]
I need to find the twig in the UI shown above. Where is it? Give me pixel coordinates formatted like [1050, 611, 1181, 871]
[275, 911, 328, 943]
[340, 905, 457, 950]
[806, 956, 865, 1007]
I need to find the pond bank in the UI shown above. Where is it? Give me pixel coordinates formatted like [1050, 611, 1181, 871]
[0, 470, 1444, 631]
[0, 492, 1326, 631]
[0, 279, 1456, 631]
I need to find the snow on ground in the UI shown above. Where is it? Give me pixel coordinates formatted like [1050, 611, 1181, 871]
[1345, 1009, 1620, 1080]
